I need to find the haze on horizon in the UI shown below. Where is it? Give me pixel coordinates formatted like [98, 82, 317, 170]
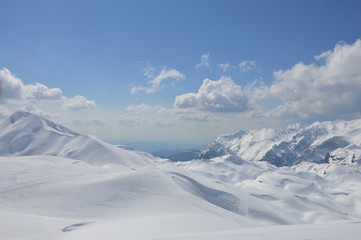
[0, 0, 361, 151]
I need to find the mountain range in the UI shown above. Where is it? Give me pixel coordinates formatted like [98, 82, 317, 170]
[0, 110, 360, 240]
[199, 119, 361, 166]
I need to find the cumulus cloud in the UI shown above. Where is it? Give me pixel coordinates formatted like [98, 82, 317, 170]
[62, 95, 97, 110]
[266, 39, 361, 118]
[0, 68, 23, 100]
[196, 53, 211, 69]
[23, 83, 62, 100]
[131, 68, 185, 94]
[0, 68, 97, 115]
[0, 68, 62, 101]
[239, 60, 257, 72]
[174, 77, 251, 112]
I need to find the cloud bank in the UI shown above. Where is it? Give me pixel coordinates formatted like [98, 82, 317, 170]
[174, 39, 361, 122]
[266, 39, 361, 118]
[0, 68, 97, 113]
[0, 68, 62, 101]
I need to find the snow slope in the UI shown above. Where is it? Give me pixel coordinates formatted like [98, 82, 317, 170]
[2, 155, 360, 240]
[58, 222, 361, 240]
[0, 110, 157, 167]
[0, 156, 264, 239]
[176, 154, 361, 223]
[0, 111, 361, 239]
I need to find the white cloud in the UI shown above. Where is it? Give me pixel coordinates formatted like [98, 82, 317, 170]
[116, 115, 176, 127]
[314, 50, 332, 61]
[72, 118, 105, 126]
[178, 113, 211, 122]
[218, 63, 230, 72]
[266, 39, 361, 118]
[130, 86, 145, 94]
[125, 103, 155, 112]
[131, 68, 185, 94]
[0, 68, 62, 101]
[125, 103, 169, 114]
[124, 103, 226, 124]
[62, 95, 96, 110]
[239, 60, 257, 72]
[177, 111, 226, 123]
[0, 68, 23, 100]
[196, 53, 211, 69]
[264, 103, 310, 119]
[23, 83, 62, 100]
[0, 68, 97, 116]
[174, 77, 251, 112]
[20, 105, 59, 118]
[142, 64, 156, 78]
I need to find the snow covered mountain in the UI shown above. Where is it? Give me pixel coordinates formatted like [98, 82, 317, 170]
[0, 110, 157, 167]
[199, 119, 361, 166]
[1, 111, 361, 240]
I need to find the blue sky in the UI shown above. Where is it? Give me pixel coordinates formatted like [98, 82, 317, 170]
[1, 0, 361, 151]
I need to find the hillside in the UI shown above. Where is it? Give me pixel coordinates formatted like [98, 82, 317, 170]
[0, 110, 157, 167]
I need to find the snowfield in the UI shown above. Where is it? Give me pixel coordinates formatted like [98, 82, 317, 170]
[0, 111, 361, 239]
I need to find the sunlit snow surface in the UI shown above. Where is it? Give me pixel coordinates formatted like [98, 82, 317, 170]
[0, 111, 361, 239]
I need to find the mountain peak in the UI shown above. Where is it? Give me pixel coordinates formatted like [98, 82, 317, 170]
[0, 110, 155, 167]
[4, 110, 78, 138]
[8, 110, 32, 124]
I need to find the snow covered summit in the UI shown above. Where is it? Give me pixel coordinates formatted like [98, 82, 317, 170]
[200, 119, 361, 166]
[0, 110, 156, 167]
